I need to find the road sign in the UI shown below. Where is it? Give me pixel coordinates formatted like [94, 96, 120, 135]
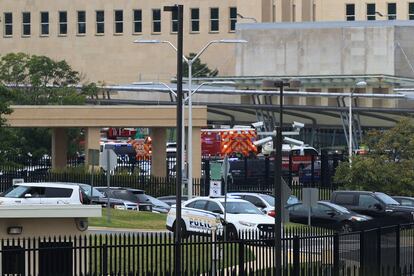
[303, 188, 319, 226]
[88, 149, 100, 166]
[209, 180, 222, 197]
[99, 149, 117, 171]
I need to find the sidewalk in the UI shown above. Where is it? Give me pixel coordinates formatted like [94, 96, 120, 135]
[88, 226, 169, 233]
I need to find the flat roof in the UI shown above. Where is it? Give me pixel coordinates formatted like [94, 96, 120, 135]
[237, 20, 414, 31]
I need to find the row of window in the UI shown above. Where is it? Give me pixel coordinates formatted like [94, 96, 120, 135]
[3, 8, 237, 37]
[345, 2, 414, 21]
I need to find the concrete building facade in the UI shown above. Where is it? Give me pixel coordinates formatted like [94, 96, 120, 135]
[2, 0, 414, 84]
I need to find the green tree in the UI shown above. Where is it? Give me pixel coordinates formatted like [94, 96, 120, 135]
[183, 53, 219, 78]
[0, 53, 93, 160]
[334, 118, 414, 196]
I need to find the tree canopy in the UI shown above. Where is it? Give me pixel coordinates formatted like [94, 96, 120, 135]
[334, 118, 414, 196]
[183, 53, 219, 78]
[0, 52, 86, 105]
[0, 53, 95, 161]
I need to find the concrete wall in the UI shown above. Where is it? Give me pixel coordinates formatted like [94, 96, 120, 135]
[0, 218, 85, 238]
[236, 21, 411, 77]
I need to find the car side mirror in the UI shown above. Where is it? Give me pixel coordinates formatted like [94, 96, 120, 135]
[326, 211, 336, 217]
[374, 203, 383, 211]
[213, 209, 223, 214]
[24, 193, 32, 198]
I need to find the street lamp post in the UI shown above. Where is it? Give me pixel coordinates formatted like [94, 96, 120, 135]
[262, 78, 300, 276]
[349, 81, 367, 165]
[163, 5, 183, 276]
[134, 38, 247, 199]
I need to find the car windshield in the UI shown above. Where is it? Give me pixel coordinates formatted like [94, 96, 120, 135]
[146, 195, 170, 208]
[261, 194, 275, 205]
[2, 185, 30, 198]
[322, 202, 351, 214]
[375, 192, 400, 205]
[223, 201, 263, 215]
[79, 185, 104, 197]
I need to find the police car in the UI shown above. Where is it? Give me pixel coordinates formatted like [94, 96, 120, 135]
[166, 196, 275, 239]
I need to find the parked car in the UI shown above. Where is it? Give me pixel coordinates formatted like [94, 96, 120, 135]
[157, 195, 189, 206]
[392, 196, 414, 207]
[227, 192, 300, 217]
[331, 191, 414, 227]
[166, 196, 274, 239]
[76, 183, 138, 210]
[0, 182, 86, 205]
[286, 201, 372, 232]
[96, 187, 170, 213]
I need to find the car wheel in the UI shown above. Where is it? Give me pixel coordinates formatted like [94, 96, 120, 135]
[339, 222, 353, 233]
[172, 220, 189, 239]
[226, 224, 238, 241]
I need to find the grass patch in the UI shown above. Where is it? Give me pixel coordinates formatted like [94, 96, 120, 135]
[89, 208, 167, 230]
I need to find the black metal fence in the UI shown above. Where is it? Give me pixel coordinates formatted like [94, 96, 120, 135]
[1, 224, 414, 275]
[0, 152, 345, 200]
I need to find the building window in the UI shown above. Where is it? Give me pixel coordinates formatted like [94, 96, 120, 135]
[190, 8, 199, 32]
[210, 8, 219, 32]
[40, 12, 49, 35]
[4, 12, 12, 36]
[59, 11, 67, 35]
[133, 9, 142, 33]
[346, 4, 355, 21]
[114, 10, 123, 34]
[312, 3, 316, 21]
[292, 4, 296, 21]
[152, 9, 161, 33]
[77, 11, 86, 34]
[22, 12, 31, 36]
[410, 3, 414, 19]
[96, 11, 104, 34]
[366, 3, 376, 20]
[229, 7, 237, 32]
[388, 3, 396, 20]
[171, 8, 178, 33]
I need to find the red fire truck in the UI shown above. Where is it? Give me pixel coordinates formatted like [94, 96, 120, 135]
[201, 128, 257, 157]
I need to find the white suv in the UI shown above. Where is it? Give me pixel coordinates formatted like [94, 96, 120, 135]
[0, 182, 84, 205]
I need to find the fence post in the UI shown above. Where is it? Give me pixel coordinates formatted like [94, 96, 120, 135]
[204, 159, 210, 196]
[265, 156, 270, 189]
[377, 227, 382, 274]
[396, 224, 401, 274]
[311, 154, 315, 188]
[102, 243, 108, 275]
[333, 233, 340, 276]
[288, 152, 293, 187]
[293, 235, 300, 276]
[360, 230, 365, 275]
[288, 151, 292, 187]
[238, 239, 245, 275]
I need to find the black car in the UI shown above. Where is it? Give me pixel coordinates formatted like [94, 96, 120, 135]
[286, 201, 372, 232]
[392, 196, 414, 207]
[97, 187, 170, 213]
[77, 183, 138, 210]
[157, 195, 189, 206]
[331, 191, 414, 227]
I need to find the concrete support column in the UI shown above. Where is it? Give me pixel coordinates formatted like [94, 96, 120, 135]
[85, 127, 101, 167]
[192, 127, 202, 179]
[151, 127, 167, 177]
[52, 128, 68, 169]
